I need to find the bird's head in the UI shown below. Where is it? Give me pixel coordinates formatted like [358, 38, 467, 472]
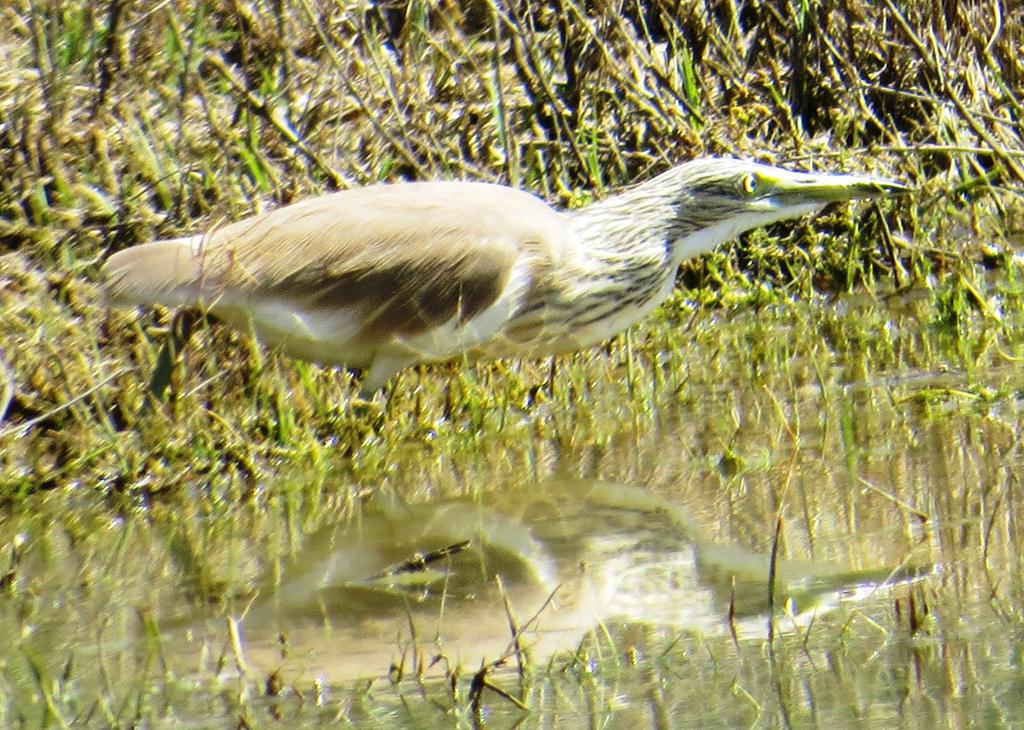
[652, 157, 910, 262]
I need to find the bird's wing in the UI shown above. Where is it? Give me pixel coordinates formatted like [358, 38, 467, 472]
[106, 181, 567, 345]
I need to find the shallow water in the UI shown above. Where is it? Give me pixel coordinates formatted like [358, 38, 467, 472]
[204, 481, 927, 686]
[4, 287, 1024, 727]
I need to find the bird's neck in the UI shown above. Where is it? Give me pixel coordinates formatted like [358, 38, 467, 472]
[568, 180, 699, 270]
[556, 187, 692, 332]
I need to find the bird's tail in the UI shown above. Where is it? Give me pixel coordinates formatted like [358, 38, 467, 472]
[102, 236, 207, 308]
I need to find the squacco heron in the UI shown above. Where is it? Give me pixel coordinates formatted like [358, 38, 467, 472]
[103, 158, 907, 392]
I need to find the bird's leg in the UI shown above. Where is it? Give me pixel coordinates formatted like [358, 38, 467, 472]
[347, 372, 387, 424]
[358, 352, 415, 399]
[354, 380, 379, 402]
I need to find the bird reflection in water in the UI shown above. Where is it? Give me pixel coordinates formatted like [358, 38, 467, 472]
[190, 481, 929, 686]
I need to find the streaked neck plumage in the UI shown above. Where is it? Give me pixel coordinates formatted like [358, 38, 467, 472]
[541, 168, 708, 346]
[568, 167, 695, 272]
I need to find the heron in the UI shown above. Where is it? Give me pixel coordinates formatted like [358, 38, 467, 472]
[103, 158, 908, 393]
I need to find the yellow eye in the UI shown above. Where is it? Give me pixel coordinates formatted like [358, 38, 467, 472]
[742, 173, 759, 195]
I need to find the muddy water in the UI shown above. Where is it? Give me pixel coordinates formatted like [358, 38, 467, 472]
[4, 290, 1024, 727]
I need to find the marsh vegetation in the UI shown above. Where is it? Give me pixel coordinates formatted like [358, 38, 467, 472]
[1, 0, 1023, 726]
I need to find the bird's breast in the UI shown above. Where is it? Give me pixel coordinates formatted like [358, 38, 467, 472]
[479, 252, 675, 357]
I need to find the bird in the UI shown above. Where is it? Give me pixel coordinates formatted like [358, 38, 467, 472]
[103, 158, 908, 393]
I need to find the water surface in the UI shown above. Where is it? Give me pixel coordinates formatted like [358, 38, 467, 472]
[3, 286, 1024, 727]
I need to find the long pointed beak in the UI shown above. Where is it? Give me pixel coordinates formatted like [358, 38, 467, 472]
[776, 172, 912, 204]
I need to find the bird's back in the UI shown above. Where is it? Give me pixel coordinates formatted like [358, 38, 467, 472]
[103, 180, 569, 375]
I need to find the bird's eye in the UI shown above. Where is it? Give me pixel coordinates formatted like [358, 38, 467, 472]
[741, 173, 759, 195]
